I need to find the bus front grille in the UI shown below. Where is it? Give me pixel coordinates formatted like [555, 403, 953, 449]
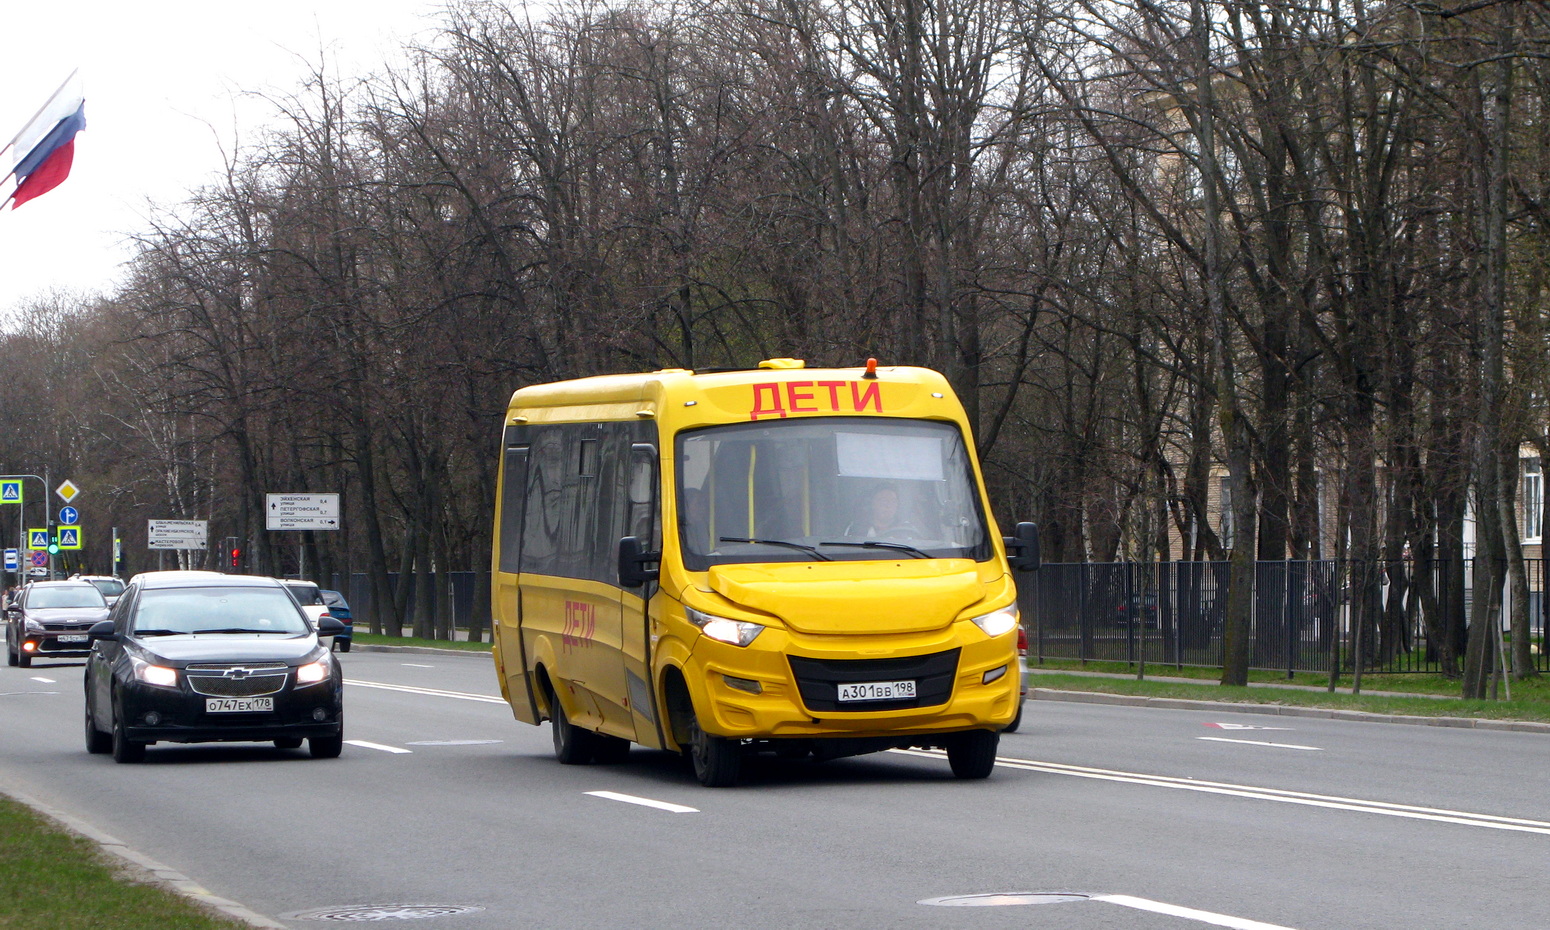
[787, 648, 960, 713]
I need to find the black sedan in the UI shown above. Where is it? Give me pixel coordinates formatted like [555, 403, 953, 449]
[5, 580, 110, 668]
[84, 571, 347, 763]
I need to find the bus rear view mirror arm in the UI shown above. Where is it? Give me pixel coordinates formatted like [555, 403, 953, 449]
[1004, 522, 1041, 572]
[618, 536, 661, 588]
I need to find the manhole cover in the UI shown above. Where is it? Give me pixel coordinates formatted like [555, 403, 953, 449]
[288, 904, 485, 921]
[920, 893, 1092, 907]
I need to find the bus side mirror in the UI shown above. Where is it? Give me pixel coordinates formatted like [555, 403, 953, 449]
[618, 536, 660, 588]
[1004, 522, 1040, 572]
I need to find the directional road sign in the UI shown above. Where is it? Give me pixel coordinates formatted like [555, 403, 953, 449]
[59, 506, 79, 525]
[0, 480, 21, 504]
[27, 529, 48, 549]
[148, 520, 208, 551]
[266, 493, 341, 531]
[3, 549, 16, 571]
[58, 527, 82, 550]
[56, 479, 79, 503]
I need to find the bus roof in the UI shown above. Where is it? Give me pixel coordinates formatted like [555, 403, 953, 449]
[504, 360, 964, 428]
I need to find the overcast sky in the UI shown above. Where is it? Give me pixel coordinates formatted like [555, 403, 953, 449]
[0, 1, 453, 318]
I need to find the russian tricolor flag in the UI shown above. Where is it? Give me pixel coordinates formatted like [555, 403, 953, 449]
[5, 72, 86, 210]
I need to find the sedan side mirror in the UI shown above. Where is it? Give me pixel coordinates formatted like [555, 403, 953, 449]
[316, 616, 347, 636]
[1004, 522, 1041, 572]
[87, 619, 118, 642]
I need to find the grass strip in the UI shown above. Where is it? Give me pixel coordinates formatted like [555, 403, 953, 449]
[1027, 671, 1550, 724]
[0, 795, 248, 930]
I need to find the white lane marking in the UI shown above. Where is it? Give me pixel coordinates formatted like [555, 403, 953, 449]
[30, 677, 55, 684]
[1205, 722, 1291, 731]
[585, 791, 698, 814]
[345, 679, 506, 704]
[1197, 737, 1323, 751]
[407, 740, 503, 746]
[0, 691, 59, 697]
[345, 739, 413, 754]
[891, 750, 1550, 835]
[1096, 894, 1297, 930]
[402, 663, 435, 668]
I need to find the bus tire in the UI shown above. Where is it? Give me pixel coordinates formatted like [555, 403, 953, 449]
[550, 691, 595, 765]
[687, 707, 741, 787]
[946, 730, 998, 779]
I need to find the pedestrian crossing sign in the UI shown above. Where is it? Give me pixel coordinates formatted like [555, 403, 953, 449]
[0, 480, 20, 504]
[58, 527, 82, 550]
[27, 529, 48, 549]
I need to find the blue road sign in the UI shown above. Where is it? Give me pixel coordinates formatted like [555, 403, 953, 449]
[0, 480, 21, 504]
[58, 527, 81, 550]
[28, 529, 49, 549]
[59, 506, 79, 525]
[3, 549, 16, 570]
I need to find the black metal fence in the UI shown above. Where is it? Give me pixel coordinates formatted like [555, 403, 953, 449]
[321, 571, 486, 638]
[1018, 559, 1550, 676]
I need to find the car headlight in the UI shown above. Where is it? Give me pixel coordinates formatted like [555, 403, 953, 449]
[970, 605, 1019, 638]
[130, 656, 179, 688]
[23, 618, 44, 633]
[295, 658, 332, 685]
[685, 606, 764, 647]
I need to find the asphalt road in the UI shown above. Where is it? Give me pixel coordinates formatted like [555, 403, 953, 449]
[2, 650, 1546, 930]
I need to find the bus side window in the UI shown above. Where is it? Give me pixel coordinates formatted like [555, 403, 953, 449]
[497, 444, 528, 574]
[626, 444, 658, 550]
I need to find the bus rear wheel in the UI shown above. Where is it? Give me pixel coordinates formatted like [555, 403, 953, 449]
[550, 692, 596, 765]
[946, 730, 998, 779]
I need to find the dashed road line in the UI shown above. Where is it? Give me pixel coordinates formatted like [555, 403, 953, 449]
[1197, 736, 1323, 751]
[345, 739, 412, 754]
[585, 791, 698, 814]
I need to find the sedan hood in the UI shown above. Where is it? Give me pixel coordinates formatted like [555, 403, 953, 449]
[30, 607, 110, 623]
[136, 635, 319, 665]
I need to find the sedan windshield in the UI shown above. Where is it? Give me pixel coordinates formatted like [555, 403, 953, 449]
[27, 587, 106, 609]
[132, 587, 311, 636]
[676, 417, 991, 569]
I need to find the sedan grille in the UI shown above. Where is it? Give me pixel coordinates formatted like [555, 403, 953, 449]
[185, 663, 289, 697]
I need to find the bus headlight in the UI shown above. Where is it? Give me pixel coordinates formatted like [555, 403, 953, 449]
[970, 606, 1019, 638]
[686, 607, 764, 647]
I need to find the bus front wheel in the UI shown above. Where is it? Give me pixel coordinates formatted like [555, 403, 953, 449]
[687, 708, 741, 788]
[946, 730, 998, 779]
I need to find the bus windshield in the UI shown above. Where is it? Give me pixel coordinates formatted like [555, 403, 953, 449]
[676, 417, 991, 569]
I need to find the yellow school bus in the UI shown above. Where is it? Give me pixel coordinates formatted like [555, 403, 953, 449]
[490, 358, 1040, 786]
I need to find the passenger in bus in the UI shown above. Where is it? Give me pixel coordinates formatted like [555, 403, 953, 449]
[847, 485, 916, 537]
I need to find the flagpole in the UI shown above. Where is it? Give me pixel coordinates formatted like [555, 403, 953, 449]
[6, 69, 78, 151]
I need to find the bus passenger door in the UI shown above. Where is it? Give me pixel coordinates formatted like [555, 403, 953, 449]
[618, 442, 663, 748]
[494, 442, 539, 724]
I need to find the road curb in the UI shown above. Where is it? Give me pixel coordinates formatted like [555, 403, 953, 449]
[1030, 687, 1550, 734]
[351, 643, 490, 657]
[0, 787, 288, 929]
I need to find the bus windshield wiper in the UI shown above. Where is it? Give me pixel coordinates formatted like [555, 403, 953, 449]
[718, 537, 832, 561]
[818, 540, 932, 559]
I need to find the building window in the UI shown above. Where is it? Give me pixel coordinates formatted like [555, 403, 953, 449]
[1524, 459, 1543, 542]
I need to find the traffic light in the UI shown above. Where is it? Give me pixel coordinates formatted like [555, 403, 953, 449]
[231, 547, 241, 569]
[46, 537, 60, 555]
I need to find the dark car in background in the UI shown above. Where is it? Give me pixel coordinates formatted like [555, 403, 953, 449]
[83, 571, 347, 763]
[74, 574, 127, 607]
[320, 589, 353, 652]
[5, 580, 110, 668]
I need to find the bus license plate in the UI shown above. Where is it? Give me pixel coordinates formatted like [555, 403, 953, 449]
[206, 697, 274, 713]
[837, 680, 916, 702]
